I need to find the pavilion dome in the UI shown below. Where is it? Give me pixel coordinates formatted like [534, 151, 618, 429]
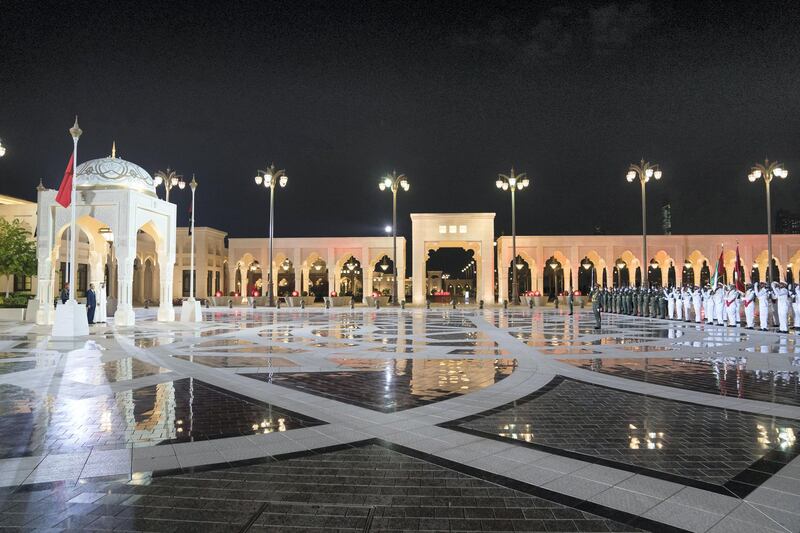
[75, 156, 157, 197]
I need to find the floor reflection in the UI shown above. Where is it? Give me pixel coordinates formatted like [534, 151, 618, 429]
[455, 376, 800, 490]
[247, 358, 518, 412]
[0, 378, 323, 458]
[60, 357, 169, 385]
[173, 355, 297, 368]
[559, 357, 800, 406]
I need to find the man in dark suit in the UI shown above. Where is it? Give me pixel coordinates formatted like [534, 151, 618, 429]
[60, 283, 69, 304]
[86, 284, 96, 324]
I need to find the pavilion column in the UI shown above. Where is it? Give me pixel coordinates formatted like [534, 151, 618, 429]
[35, 251, 55, 325]
[114, 243, 136, 327]
[87, 250, 105, 289]
[157, 252, 175, 321]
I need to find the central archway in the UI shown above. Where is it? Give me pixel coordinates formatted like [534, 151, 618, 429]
[426, 247, 476, 302]
[411, 213, 495, 305]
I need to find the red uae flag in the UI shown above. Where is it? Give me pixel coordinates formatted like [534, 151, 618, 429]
[55, 153, 75, 208]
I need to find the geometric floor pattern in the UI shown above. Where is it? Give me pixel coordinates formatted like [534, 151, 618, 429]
[447, 376, 800, 494]
[0, 306, 798, 532]
[0, 443, 641, 531]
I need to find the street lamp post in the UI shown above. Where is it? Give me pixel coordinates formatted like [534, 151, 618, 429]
[379, 171, 409, 304]
[626, 160, 662, 288]
[154, 168, 185, 202]
[188, 175, 197, 300]
[255, 163, 288, 307]
[496, 168, 530, 304]
[749, 160, 788, 284]
[179, 175, 203, 322]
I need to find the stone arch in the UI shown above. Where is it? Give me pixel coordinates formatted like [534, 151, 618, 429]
[618, 250, 640, 286]
[755, 250, 782, 283]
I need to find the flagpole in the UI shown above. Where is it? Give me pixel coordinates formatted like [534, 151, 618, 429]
[68, 117, 82, 301]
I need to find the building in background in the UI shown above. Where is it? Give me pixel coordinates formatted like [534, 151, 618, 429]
[776, 209, 800, 234]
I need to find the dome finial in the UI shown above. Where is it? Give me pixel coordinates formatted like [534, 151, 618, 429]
[36, 178, 45, 192]
[111, 141, 116, 158]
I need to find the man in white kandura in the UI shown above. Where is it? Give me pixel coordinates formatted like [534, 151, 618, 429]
[792, 283, 800, 331]
[757, 282, 771, 331]
[713, 283, 725, 325]
[96, 282, 107, 323]
[775, 281, 790, 333]
[674, 287, 683, 320]
[743, 283, 756, 329]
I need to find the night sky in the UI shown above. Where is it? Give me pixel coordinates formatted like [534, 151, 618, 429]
[2, 1, 799, 244]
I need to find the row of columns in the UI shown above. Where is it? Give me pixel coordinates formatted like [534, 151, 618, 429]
[231, 245, 406, 302]
[498, 242, 800, 298]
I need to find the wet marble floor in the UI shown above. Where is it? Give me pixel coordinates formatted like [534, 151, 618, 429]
[0, 306, 798, 532]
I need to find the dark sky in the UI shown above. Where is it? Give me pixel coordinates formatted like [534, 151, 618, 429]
[2, 0, 800, 243]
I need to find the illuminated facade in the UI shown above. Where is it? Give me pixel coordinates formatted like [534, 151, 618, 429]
[228, 236, 407, 303]
[497, 233, 800, 298]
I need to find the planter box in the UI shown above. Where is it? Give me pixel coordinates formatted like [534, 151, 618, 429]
[365, 296, 390, 307]
[284, 296, 316, 307]
[521, 295, 545, 307]
[25, 299, 38, 322]
[0, 308, 25, 321]
[324, 296, 352, 307]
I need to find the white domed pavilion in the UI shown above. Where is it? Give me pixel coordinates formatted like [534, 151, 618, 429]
[35, 147, 177, 326]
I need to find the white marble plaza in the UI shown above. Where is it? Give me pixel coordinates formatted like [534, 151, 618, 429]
[0, 307, 798, 532]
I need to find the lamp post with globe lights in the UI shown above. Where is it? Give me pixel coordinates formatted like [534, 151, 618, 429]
[496, 168, 529, 304]
[626, 160, 662, 288]
[153, 168, 185, 202]
[255, 164, 288, 306]
[748, 160, 788, 284]
[379, 171, 409, 304]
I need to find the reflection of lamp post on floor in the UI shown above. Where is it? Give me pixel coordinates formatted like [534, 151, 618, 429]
[181, 175, 202, 322]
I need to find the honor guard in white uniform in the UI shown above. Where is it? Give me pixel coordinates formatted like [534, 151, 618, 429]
[703, 285, 714, 324]
[757, 282, 771, 331]
[691, 286, 702, 323]
[674, 287, 683, 320]
[665, 287, 673, 319]
[775, 282, 790, 333]
[682, 286, 692, 322]
[792, 284, 800, 331]
[743, 284, 756, 329]
[724, 284, 742, 327]
[713, 283, 725, 325]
